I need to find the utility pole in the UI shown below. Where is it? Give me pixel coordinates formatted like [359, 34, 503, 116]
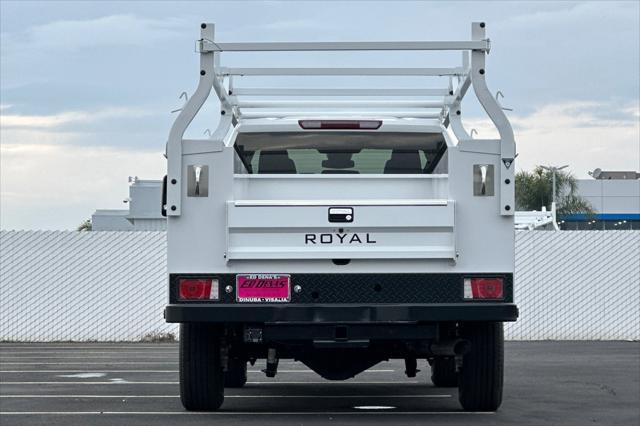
[540, 164, 569, 231]
[540, 165, 569, 206]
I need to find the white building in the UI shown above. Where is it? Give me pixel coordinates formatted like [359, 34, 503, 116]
[92, 178, 166, 231]
[560, 170, 640, 230]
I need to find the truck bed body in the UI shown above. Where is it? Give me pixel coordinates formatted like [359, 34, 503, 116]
[166, 119, 516, 323]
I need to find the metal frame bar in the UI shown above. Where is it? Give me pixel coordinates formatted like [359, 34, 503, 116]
[231, 88, 451, 96]
[166, 23, 215, 216]
[238, 110, 442, 119]
[236, 100, 445, 109]
[470, 23, 515, 216]
[200, 40, 490, 52]
[218, 67, 466, 76]
[166, 22, 515, 217]
[447, 52, 472, 140]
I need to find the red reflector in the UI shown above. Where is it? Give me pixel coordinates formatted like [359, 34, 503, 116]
[469, 278, 504, 299]
[179, 279, 213, 300]
[298, 120, 382, 130]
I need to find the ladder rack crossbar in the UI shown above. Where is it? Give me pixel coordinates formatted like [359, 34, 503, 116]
[235, 100, 446, 109]
[230, 88, 451, 96]
[238, 111, 442, 119]
[218, 67, 466, 77]
[201, 40, 490, 52]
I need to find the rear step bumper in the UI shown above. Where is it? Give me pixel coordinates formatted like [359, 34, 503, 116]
[165, 303, 518, 323]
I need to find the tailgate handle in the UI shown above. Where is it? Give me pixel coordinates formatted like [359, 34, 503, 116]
[328, 207, 353, 223]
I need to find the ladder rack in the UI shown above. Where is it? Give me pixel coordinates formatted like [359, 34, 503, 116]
[214, 62, 469, 123]
[166, 22, 515, 217]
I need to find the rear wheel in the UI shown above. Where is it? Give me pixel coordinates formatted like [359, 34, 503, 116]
[179, 323, 224, 411]
[224, 358, 248, 388]
[430, 357, 457, 387]
[457, 321, 504, 411]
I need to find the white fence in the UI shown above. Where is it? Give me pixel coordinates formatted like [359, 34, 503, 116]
[0, 231, 175, 341]
[509, 231, 639, 340]
[0, 230, 638, 341]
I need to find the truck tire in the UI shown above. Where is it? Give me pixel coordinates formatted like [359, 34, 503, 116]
[224, 358, 247, 388]
[457, 321, 504, 411]
[179, 323, 224, 411]
[430, 357, 457, 387]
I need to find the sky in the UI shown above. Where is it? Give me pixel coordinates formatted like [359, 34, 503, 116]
[1, 0, 639, 230]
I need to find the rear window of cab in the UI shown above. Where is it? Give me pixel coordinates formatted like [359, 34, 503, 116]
[234, 132, 447, 175]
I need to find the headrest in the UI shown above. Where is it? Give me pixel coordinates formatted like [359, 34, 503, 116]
[258, 150, 297, 174]
[384, 149, 422, 174]
[322, 152, 355, 169]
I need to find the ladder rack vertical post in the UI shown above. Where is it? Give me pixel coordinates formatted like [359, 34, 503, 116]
[470, 22, 516, 216]
[166, 23, 216, 216]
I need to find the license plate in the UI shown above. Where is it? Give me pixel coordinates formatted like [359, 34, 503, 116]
[236, 274, 290, 303]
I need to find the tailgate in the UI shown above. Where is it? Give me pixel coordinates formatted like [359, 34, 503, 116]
[226, 199, 455, 260]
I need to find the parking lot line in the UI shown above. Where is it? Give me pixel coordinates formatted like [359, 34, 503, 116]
[0, 381, 180, 384]
[0, 346, 178, 350]
[0, 352, 177, 362]
[0, 394, 450, 398]
[0, 361, 178, 365]
[0, 411, 492, 416]
[2, 359, 176, 365]
[0, 360, 352, 373]
[0, 380, 419, 385]
[0, 369, 394, 373]
[0, 351, 178, 355]
[0, 370, 179, 373]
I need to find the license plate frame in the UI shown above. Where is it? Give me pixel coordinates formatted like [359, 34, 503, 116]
[236, 274, 291, 303]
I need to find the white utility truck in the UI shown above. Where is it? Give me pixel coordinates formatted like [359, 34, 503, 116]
[164, 22, 518, 412]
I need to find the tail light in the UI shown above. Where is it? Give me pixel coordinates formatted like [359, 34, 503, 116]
[464, 277, 503, 300]
[179, 278, 219, 300]
[298, 120, 382, 130]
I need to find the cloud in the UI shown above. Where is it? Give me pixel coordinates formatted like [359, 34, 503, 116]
[464, 101, 640, 177]
[624, 104, 640, 119]
[500, 1, 638, 30]
[510, 101, 639, 131]
[0, 143, 166, 230]
[0, 105, 168, 151]
[257, 19, 330, 31]
[1, 14, 189, 52]
[1, 107, 153, 130]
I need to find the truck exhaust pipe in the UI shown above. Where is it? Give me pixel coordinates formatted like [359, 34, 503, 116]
[430, 339, 471, 357]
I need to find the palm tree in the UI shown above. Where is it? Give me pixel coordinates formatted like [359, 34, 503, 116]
[77, 219, 92, 232]
[515, 166, 594, 215]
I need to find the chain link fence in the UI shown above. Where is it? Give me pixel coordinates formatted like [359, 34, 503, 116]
[507, 230, 639, 340]
[0, 231, 174, 341]
[1, 230, 638, 341]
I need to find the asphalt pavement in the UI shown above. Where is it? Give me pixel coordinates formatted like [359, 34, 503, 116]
[0, 341, 638, 425]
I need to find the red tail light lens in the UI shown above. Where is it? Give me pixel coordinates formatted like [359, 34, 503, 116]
[179, 278, 218, 300]
[464, 277, 504, 300]
[298, 120, 382, 130]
